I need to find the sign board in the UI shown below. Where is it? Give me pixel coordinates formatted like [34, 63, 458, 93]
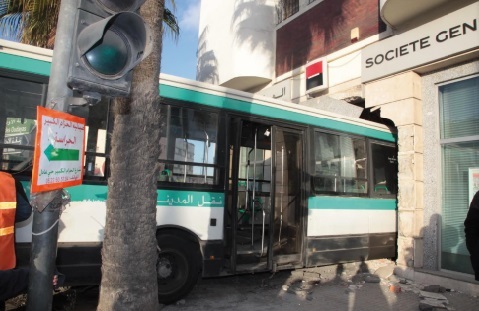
[4, 118, 36, 154]
[362, 2, 479, 83]
[305, 58, 328, 95]
[31, 106, 86, 193]
[469, 168, 479, 205]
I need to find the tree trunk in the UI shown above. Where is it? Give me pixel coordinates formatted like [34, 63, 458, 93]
[97, 0, 164, 310]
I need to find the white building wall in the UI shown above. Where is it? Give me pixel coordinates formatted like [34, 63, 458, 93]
[197, 0, 276, 88]
[257, 36, 382, 105]
[198, 0, 383, 106]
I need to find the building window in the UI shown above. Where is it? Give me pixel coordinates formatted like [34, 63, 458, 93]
[277, 0, 299, 24]
[440, 75, 479, 274]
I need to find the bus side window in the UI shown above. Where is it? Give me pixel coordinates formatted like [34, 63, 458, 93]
[158, 104, 220, 185]
[0, 75, 46, 172]
[313, 131, 367, 195]
[371, 143, 398, 196]
[83, 99, 111, 179]
[159, 168, 172, 182]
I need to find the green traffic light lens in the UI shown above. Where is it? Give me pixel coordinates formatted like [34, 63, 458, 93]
[85, 29, 129, 76]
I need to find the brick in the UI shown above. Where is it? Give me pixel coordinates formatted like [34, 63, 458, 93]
[276, 0, 385, 76]
[389, 284, 402, 293]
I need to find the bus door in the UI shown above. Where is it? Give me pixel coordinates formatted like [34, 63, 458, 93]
[270, 126, 303, 270]
[228, 119, 303, 273]
[230, 120, 272, 272]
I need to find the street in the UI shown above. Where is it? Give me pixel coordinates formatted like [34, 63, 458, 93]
[9, 259, 475, 311]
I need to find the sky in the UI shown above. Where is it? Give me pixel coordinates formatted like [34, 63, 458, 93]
[161, 0, 201, 81]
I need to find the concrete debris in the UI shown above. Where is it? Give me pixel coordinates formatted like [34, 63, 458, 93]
[277, 261, 471, 311]
[302, 270, 321, 283]
[387, 274, 409, 285]
[374, 264, 394, 279]
[351, 274, 364, 283]
[282, 283, 314, 301]
[365, 275, 381, 283]
[389, 284, 402, 293]
[418, 297, 448, 310]
[419, 290, 449, 303]
[175, 299, 186, 306]
[351, 273, 380, 284]
[418, 290, 450, 311]
[423, 285, 448, 293]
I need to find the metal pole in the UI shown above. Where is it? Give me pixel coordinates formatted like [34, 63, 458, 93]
[252, 128, 257, 250]
[26, 1, 76, 310]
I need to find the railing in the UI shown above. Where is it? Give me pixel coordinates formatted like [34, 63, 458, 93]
[276, 0, 299, 25]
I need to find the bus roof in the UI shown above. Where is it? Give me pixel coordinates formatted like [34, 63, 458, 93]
[0, 39, 396, 142]
[159, 74, 396, 142]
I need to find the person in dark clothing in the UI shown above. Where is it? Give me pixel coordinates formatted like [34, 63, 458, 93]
[464, 190, 479, 281]
[13, 178, 33, 224]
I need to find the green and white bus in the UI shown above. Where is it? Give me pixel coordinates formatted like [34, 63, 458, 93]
[0, 40, 398, 303]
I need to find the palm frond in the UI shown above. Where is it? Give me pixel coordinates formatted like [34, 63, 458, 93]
[21, 0, 59, 48]
[0, 0, 9, 16]
[5, 0, 58, 48]
[5, 0, 21, 14]
[163, 7, 180, 42]
[3, 0, 179, 48]
[0, 12, 23, 41]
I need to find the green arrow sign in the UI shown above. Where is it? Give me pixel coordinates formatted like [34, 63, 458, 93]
[44, 144, 80, 161]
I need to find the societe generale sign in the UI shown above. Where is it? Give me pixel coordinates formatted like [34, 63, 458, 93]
[361, 2, 479, 83]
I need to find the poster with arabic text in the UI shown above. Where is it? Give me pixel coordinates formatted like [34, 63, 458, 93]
[31, 106, 86, 193]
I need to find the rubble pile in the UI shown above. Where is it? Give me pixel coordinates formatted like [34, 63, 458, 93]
[282, 259, 463, 311]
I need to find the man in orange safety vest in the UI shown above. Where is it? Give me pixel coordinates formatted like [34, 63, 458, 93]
[0, 172, 19, 270]
[0, 172, 32, 310]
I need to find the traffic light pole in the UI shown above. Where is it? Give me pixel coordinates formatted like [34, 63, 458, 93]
[26, 1, 76, 310]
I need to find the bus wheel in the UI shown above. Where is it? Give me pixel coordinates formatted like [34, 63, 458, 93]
[156, 233, 201, 304]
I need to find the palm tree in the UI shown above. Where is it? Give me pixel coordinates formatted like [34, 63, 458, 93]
[97, 1, 165, 308]
[0, 0, 179, 48]
[93, 0, 179, 309]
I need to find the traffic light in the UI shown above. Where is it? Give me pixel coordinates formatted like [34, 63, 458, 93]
[68, 0, 153, 97]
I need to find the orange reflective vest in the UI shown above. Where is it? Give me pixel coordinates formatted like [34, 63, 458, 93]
[0, 172, 17, 270]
